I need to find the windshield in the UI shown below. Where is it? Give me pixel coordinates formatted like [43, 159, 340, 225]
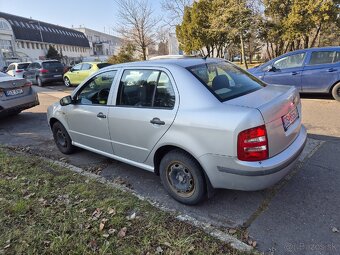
[187, 61, 266, 101]
[42, 61, 63, 69]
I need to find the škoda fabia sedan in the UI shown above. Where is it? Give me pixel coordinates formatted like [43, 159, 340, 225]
[47, 58, 307, 205]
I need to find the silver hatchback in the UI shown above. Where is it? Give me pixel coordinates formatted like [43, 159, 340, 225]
[47, 58, 307, 205]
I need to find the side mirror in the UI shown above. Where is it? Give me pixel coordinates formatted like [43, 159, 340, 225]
[267, 65, 277, 72]
[60, 95, 73, 106]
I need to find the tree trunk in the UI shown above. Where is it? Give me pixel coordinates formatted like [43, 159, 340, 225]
[266, 41, 272, 60]
[310, 24, 322, 48]
[240, 35, 248, 69]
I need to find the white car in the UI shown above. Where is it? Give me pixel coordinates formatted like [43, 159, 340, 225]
[47, 58, 307, 205]
[6, 62, 31, 78]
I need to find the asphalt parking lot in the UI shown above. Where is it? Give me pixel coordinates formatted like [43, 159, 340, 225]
[1, 83, 339, 255]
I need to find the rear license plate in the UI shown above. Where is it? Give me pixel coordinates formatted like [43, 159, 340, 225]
[282, 107, 299, 131]
[54, 74, 62, 78]
[5, 88, 24, 96]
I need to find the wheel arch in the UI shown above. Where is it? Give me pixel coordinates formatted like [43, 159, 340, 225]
[329, 80, 340, 94]
[153, 145, 215, 197]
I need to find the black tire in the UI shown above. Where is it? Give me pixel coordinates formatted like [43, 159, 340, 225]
[37, 77, 43, 87]
[52, 121, 75, 154]
[64, 77, 71, 87]
[159, 149, 206, 205]
[331, 82, 340, 102]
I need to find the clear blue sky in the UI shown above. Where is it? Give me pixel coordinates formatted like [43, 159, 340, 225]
[0, 0, 162, 35]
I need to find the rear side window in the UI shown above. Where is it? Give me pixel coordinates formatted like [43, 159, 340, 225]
[117, 69, 175, 108]
[309, 51, 339, 65]
[42, 61, 63, 69]
[187, 61, 264, 102]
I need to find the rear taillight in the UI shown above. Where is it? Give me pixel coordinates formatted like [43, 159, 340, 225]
[237, 125, 268, 161]
[24, 81, 32, 87]
[40, 69, 48, 73]
[16, 70, 24, 73]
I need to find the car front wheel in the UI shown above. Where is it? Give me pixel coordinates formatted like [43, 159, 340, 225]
[159, 150, 206, 205]
[331, 82, 340, 102]
[37, 77, 43, 87]
[52, 121, 75, 154]
[64, 77, 71, 87]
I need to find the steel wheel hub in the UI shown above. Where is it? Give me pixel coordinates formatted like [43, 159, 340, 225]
[167, 162, 194, 195]
[56, 129, 67, 147]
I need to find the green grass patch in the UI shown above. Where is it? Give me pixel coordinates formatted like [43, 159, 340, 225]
[0, 149, 246, 255]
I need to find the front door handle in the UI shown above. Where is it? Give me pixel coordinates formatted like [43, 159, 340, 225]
[328, 68, 337, 72]
[291, 71, 299, 75]
[97, 112, 106, 118]
[150, 117, 165, 125]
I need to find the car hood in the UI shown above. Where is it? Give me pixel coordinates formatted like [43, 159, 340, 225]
[246, 67, 257, 73]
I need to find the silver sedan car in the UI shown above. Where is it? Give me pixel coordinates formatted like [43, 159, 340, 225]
[47, 58, 307, 205]
[0, 72, 39, 117]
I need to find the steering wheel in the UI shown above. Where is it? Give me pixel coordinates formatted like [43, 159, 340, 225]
[97, 88, 110, 104]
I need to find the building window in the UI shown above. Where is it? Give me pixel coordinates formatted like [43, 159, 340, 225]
[36, 43, 39, 49]
[21, 41, 25, 48]
[27, 42, 30, 49]
[0, 20, 11, 30]
[32, 43, 35, 49]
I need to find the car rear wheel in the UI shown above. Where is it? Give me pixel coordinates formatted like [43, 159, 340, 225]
[64, 77, 71, 87]
[159, 150, 206, 205]
[37, 77, 43, 87]
[52, 121, 75, 154]
[331, 82, 340, 102]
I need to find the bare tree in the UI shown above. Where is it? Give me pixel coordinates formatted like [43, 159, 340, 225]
[114, 0, 159, 60]
[161, 0, 194, 28]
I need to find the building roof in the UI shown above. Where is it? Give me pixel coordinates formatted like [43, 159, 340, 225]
[0, 12, 90, 48]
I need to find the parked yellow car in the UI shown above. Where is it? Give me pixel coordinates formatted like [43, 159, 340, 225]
[63, 62, 112, 87]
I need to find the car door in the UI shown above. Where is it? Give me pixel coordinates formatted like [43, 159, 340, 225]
[65, 70, 118, 154]
[67, 64, 82, 84]
[24, 63, 36, 82]
[108, 68, 178, 163]
[263, 52, 306, 91]
[301, 50, 340, 93]
[78, 63, 93, 83]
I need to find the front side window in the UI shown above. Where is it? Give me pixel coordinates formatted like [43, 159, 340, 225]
[188, 61, 264, 102]
[308, 51, 339, 65]
[75, 71, 117, 105]
[273, 53, 306, 69]
[72, 64, 82, 71]
[81, 63, 92, 70]
[117, 69, 175, 109]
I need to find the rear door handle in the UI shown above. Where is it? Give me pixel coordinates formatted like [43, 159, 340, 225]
[291, 71, 299, 75]
[97, 112, 106, 118]
[150, 117, 165, 125]
[328, 68, 337, 72]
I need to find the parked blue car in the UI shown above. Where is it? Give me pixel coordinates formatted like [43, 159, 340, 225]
[248, 47, 340, 101]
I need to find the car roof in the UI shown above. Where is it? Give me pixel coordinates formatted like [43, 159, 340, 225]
[110, 57, 224, 69]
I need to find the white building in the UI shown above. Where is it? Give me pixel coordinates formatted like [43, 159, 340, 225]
[0, 12, 91, 68]
[74, 27, 122, 59]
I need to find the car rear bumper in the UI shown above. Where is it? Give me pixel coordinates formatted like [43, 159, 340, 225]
[0, 93, 39, 117]
[200, 125, 307, 191]
[41, 76, 63, 83]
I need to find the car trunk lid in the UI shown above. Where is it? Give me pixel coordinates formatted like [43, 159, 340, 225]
[0, 77, 32, 100]
[42, 61, 64, 75]
[224, 85, 302, 157]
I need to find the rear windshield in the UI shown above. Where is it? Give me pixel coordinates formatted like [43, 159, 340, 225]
[97, 63, 112, 69]
[18, 63, 30, 70]
[42, 61, 63, 69]
[187, 61, 266, 102]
